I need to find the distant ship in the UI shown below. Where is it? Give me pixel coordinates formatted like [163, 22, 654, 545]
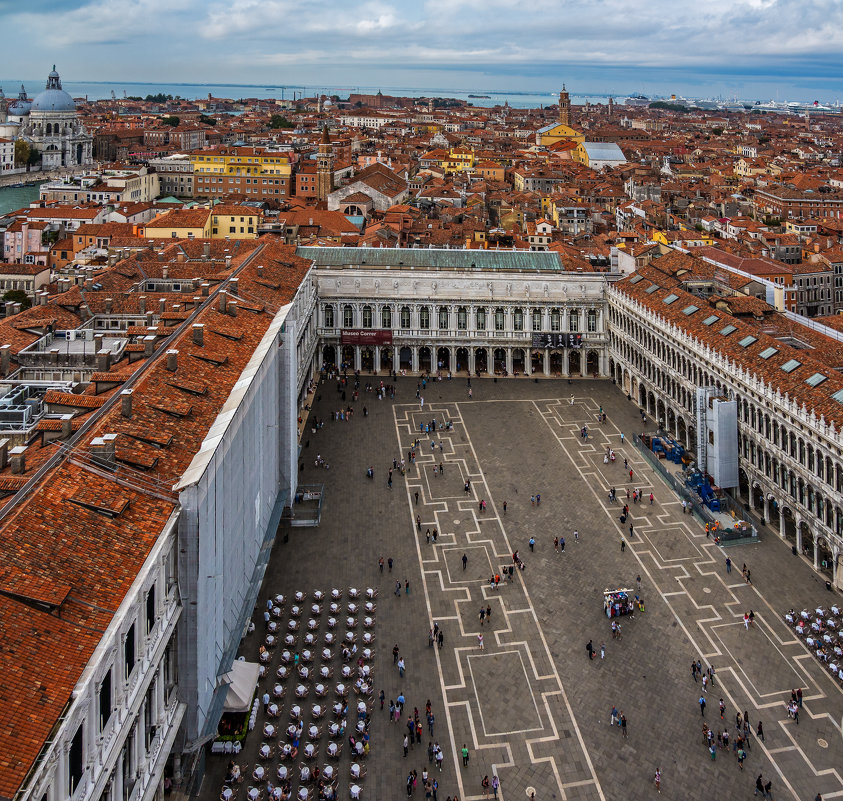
[468, 94, 491, 99]
[623, 95, 650, 107]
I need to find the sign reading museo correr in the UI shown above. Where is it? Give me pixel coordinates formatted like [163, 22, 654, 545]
[340, 329, 393, 345]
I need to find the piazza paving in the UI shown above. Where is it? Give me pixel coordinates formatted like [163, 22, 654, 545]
[201, 376, 843, 801]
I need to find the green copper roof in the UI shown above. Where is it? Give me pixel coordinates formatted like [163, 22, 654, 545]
[296, 246, 565, 272]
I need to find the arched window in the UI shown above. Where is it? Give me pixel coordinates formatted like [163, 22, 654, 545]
[569, 310, 579, 332]
[438, 306, 449, 330]
[419, 306, 430, 329]
[400, 306, 411, 329]
[494, 308, 505, 331]
[46, 123, 52, 136]
[532, 309, 542, 331]
[550, 308, 560, 331]
[513, 308, 523, 331]
[362, 305, 373, 328]
[343, 304, 354, 328]
[476, 307, 486, 330]
[324, 305, 335, 328]
[587, 309, 597, 332]
[381, 306, 392, 329]
[457, 306, 467, 330]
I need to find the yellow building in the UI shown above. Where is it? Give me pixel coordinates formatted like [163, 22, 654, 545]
[535, 86, 584, 147]
[190, 146, 292, 199]
[210, 204, 260, 239]
[651, 229, 714, 247]
[536, 123, 584, 148]
[143, 208, 212, 239]
[442, 147, 475, 173]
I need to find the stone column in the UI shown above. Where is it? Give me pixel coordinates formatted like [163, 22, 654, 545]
[449, 346, 456, 374]
[832, 548, 839, 588]
[505, 348, 513, 376]
[795, 518, 803, 554]
[580, 351, 588, 377]
[354, 346, 362, 373]
[543, 350, 550, 375]
[373, 345, 380, 373]
[468, 348, 475, 374]
[411, 347, 419, 373]
[524, 350, 531, 376]
[562, 350, 569, 377]
[813, 532, 819, 571]
[393, 348, 399, 375]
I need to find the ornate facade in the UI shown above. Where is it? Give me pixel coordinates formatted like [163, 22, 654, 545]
[307, 248, 610, 378]
[608, 283, 843, 588]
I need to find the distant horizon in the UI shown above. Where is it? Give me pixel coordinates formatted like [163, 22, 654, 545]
[2, 77, 841, 108]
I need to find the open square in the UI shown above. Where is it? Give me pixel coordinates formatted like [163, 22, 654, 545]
[202, 377, 843, 801]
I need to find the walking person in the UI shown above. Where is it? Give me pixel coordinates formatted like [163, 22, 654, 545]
[756, 721, 765, 742]
[461, 744, 470, 767]
[462, 553, 468, 571]
[653, 767, 661, 794]
[477, 634, 484, 651]
[726, 557, 732, 574]
[755, 775, 764, 797]
[699, 695, 707, 716]
[620, 713, 627, 738]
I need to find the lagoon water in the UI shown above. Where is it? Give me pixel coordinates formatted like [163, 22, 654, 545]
[0, 80, 610, 109]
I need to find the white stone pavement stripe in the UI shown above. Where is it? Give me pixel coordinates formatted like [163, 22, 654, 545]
[532, 398, 837, 801]
[394, 400, 606, 801]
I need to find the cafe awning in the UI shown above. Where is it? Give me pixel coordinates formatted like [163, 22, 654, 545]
[222, 660, 260, 713]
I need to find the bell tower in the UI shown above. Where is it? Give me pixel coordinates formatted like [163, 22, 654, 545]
[317, 126, 334, 201]
[558, 84, 571, 127]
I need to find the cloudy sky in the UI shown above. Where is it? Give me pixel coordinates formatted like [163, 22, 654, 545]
[2, 0, 843, 100]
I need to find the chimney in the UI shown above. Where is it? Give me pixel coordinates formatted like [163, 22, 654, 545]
[193, 295, 201, 308]
[49, 347, 60, 365]
[138, 295, 147, 314]
[9, 446, 26, 475]
[256, 264, 263, 276]
[172, 304, 181, 313]
[121, 389, 133, 418]
[61, 413, 74, 439]
[192, 277, 202, 290]
[228, 300, 238, 318]
[145, 311, 154, 326]
[0, 439, 8, 470]
[143, 335, 155, 357]
[90, 434, 117, 468]
[39, 291, 48, 306]
[225, 255, 232, 268]
[159, 297, 166, 314]
[192, 324, 204, 346]
[218, 290, 228, 314]
[201, 282, 210, 297]
[94, 333, 104, 352]
[203, 241, 211, 258]
[176, 252, 185, 263]
[163, 264, 170, 279]
[166, 349, 178, 371]
[97, 348, 111, 372]
[0, 345, 9, 376]
[104, 298, 113, 314]
[229, 278, 239, 295]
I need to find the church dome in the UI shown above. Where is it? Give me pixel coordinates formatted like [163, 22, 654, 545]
[8, 84, 31, 116]
[30, 66, 75, 113]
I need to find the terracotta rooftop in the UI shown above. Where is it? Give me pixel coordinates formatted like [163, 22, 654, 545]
[0, 236, 312, 797]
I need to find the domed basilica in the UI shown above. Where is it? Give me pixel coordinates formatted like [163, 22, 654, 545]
[0, 66, 92, 168]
